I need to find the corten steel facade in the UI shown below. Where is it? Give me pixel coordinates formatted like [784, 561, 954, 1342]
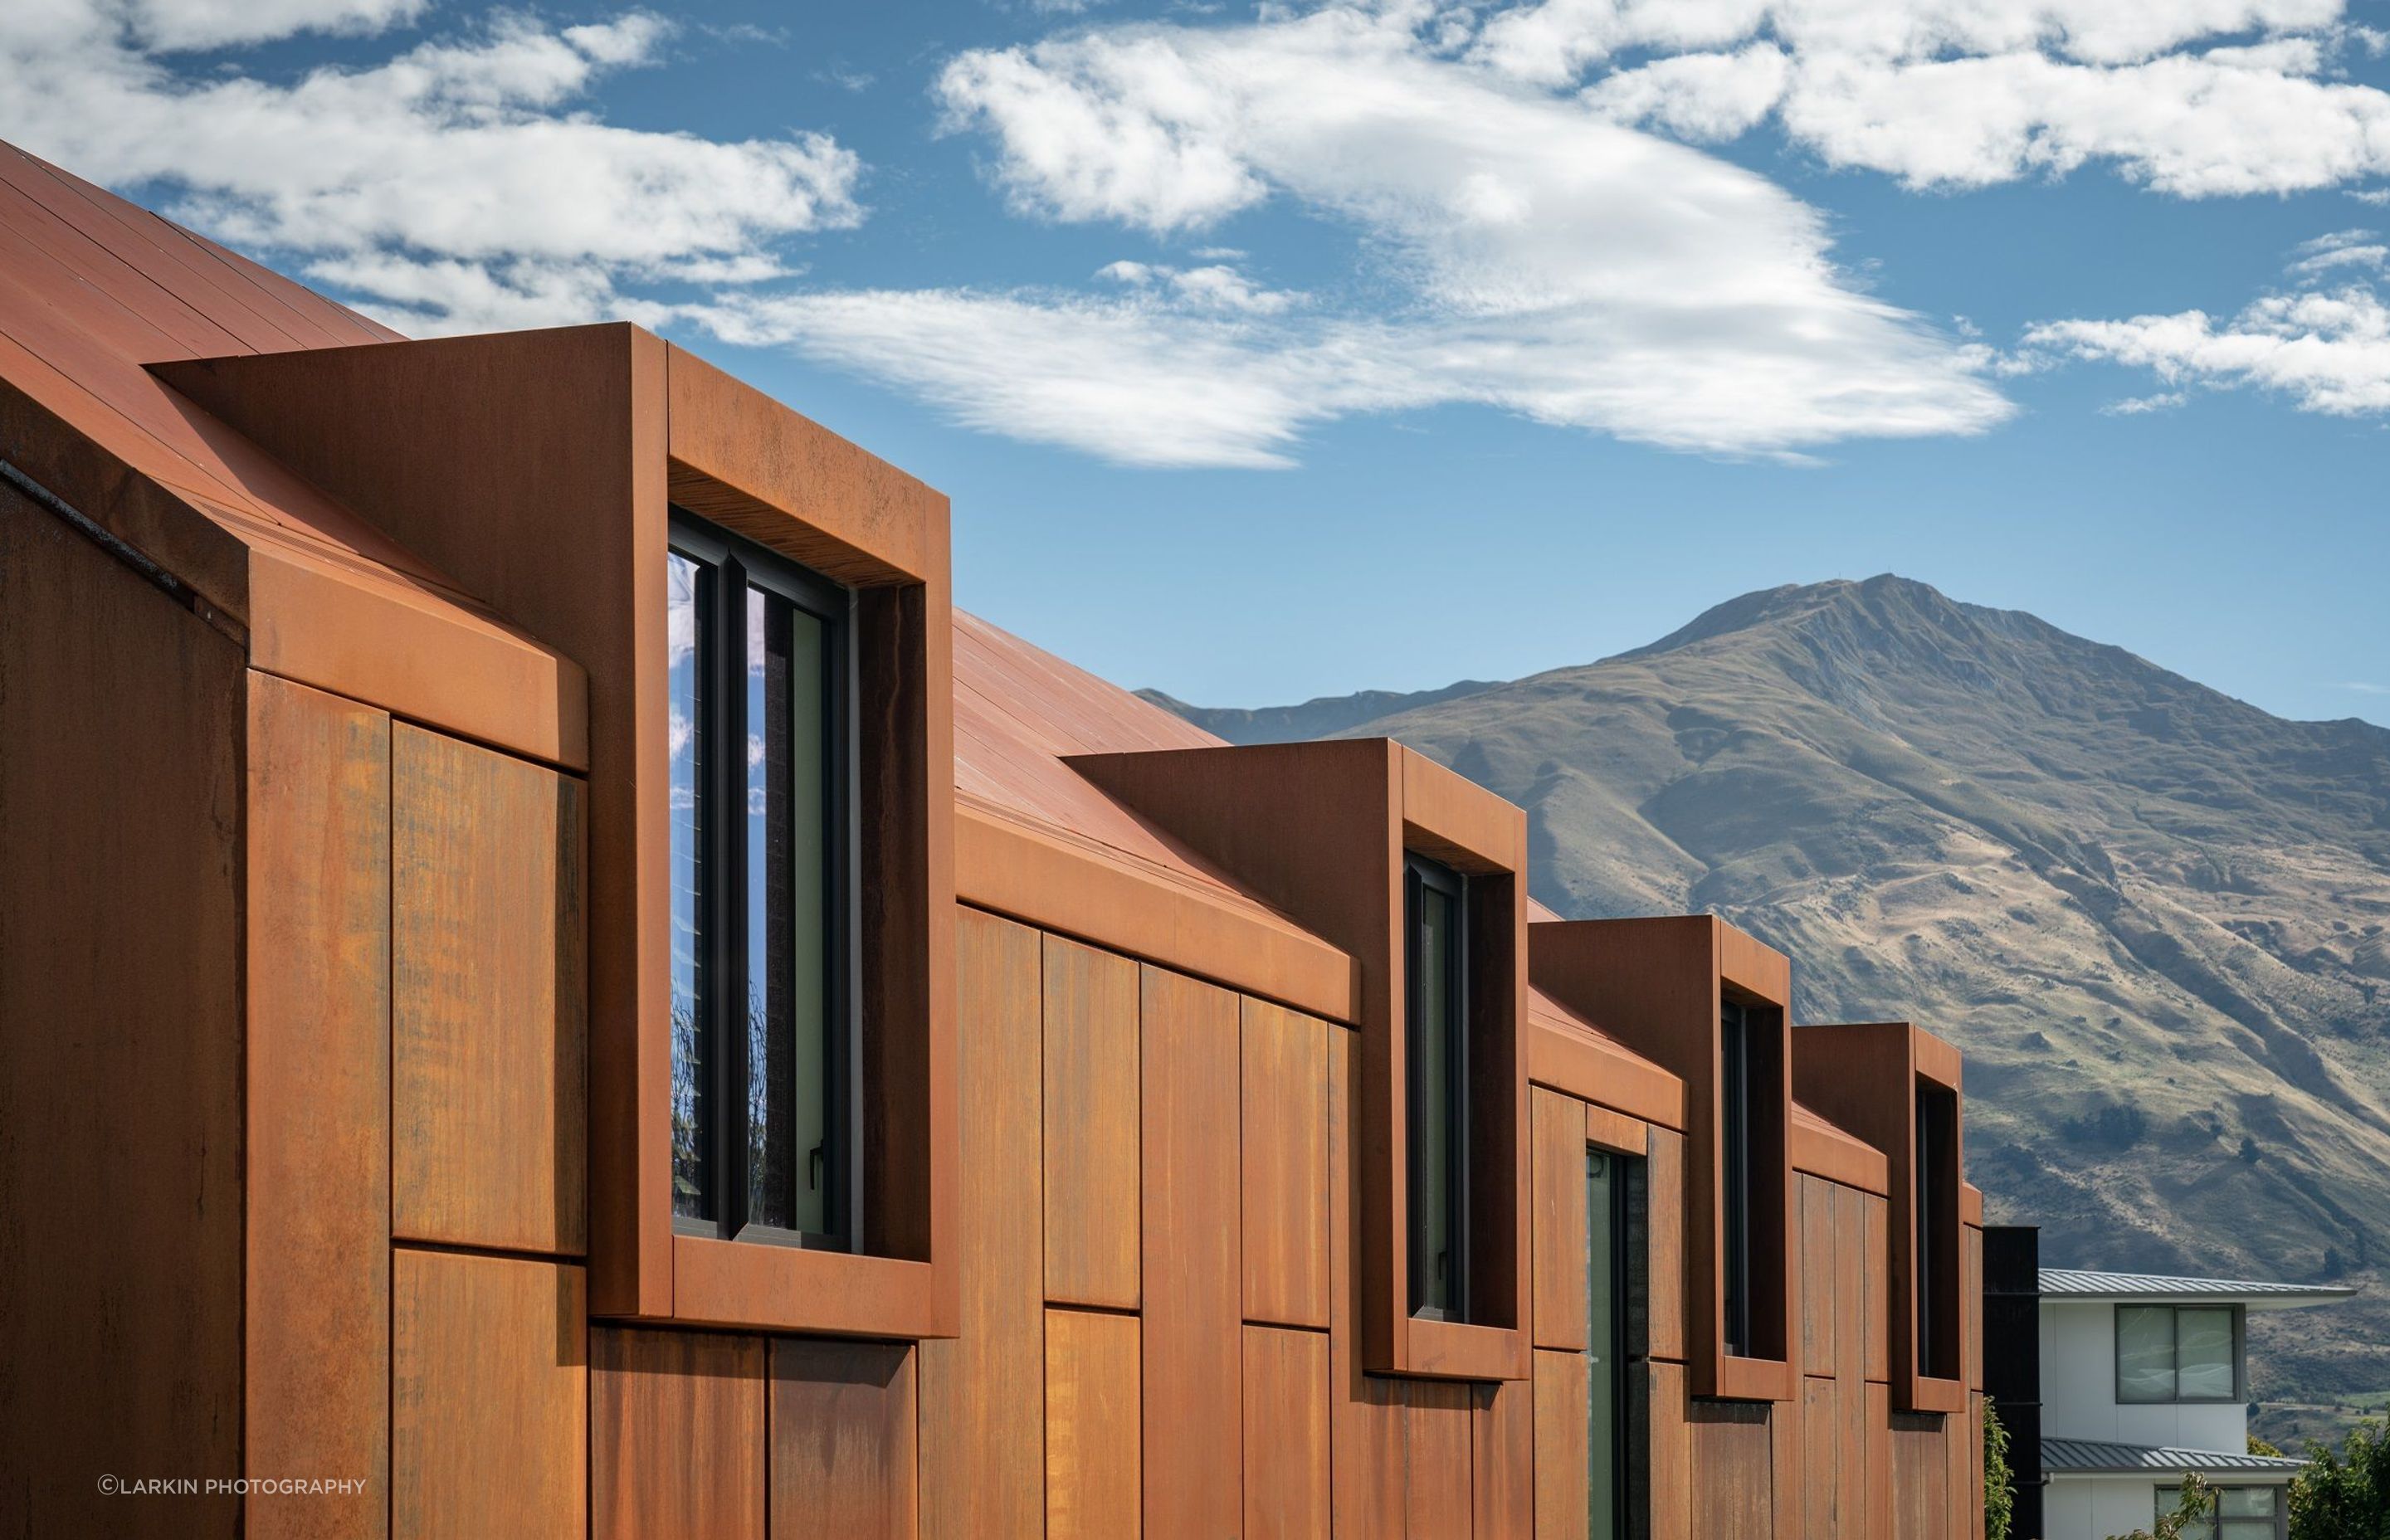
[0, 139, 1992, 1539]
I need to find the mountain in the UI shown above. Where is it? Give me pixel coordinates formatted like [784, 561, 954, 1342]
[1136, 678, 1502, 744]
[1149, 574, 2390, 1417]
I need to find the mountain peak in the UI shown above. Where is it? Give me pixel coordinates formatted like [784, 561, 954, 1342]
[1613, 573, 1978, 662]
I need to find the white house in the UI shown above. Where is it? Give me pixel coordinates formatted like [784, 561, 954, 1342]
[2036, 1267, 2356, 1540]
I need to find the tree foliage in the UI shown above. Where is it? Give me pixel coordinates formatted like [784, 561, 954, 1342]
[2290, 1415, 2390, 1540]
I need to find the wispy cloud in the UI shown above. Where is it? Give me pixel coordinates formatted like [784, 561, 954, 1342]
[2290, 229, 2389, 277]
[2339, 680, 2390, 696]
[2020, 231, 2390, 420]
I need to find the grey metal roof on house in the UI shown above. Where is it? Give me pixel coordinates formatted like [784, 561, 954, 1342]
[2043, 1438, 2305, 1475]
[2040, 1267, 2358, 1306]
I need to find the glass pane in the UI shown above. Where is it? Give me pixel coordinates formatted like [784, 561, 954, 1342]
[2178, 1308, 2236, 1399]
[2117, 1306, 2177, 1402]
[1415, 880, 1453, 1314]
[2222, 1523, 2275, 1540]
[2218, 1488, 2277, 1518]
[748, 588, 832, 1236]
[667, 551, 710, 1220]
[1588, 1152, 1617, 1540]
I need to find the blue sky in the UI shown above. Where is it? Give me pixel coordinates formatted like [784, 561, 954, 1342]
[4, 0, 2387, 724]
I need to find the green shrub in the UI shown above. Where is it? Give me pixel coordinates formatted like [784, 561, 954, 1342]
[1985, 1401, 2016, 1540]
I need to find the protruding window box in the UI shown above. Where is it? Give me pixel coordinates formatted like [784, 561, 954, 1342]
[1529, 915, 1797, 1402]
[1792, 1021, 1967, 1414]
[1068, 739, 1530, 1381]
[159, 329, 958, 1340]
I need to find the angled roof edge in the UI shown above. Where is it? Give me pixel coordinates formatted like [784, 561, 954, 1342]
[0, 139, 588, 767]
[2040, 1266, 2358, 1307]
[2041, 1436, 2308, 1474]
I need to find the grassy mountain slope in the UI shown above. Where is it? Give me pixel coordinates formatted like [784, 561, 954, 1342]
[1155, 573, 2390, 1410]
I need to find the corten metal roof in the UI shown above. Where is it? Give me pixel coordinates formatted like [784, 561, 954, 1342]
[2040, 1268, 2358, 1306]
[2042, 1437, 2305, 1476]
[0, 138, 588, 764]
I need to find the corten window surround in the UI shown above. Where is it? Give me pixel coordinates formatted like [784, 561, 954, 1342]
[1529, 915, 1799, 1402]
[152, 328, 958, 1339]
[1792, 1021, 1966, 1414]
[1066, 738, 1532, 1381]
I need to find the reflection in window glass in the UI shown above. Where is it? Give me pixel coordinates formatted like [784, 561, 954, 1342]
[668, 550, 710, 1220]
[2118, 1304, 2239, 1403]
[668, 511, 851, 1250]
[2117, 1306, 2177, 1402]
[2177, 1308, 2236, 1400]
[747, 587, 831, 1236]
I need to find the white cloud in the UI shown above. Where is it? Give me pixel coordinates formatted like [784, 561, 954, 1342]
[1580, 44, 1791, 140]
[0, 2, 862, 333]
[1475, 0, 2390, 198]
[2023, 242, 2390, 418]
[2100, 390, 2187, 415]
[809, 4, 2010, 465]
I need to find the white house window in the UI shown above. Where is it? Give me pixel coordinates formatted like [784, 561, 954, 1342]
[2157, 1484, 2283, 1540]
[2116, 1304, 2240, 1403]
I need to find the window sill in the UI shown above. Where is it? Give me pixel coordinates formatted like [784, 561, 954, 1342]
[1394, 1315, 1529, 1382]
[659, 1233, 952, 1339]
[1907, 1373, 1968, 1415]
[1708, 1352, 1796, 1403]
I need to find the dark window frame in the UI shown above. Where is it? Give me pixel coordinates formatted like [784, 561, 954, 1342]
[1588, 1144, 1646, 1540]
[669, 507, 859, 1254]
[1719, 999, 1754, 1359]
[1405, 850, 1471, 1323]
[2114, 1303, 2246, 1405]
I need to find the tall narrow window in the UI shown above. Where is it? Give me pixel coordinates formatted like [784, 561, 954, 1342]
[667, 509, 854, 1250]
[1587, 1148, 1643, 1540]
[1720, 999, 1753, 1358]
[1915, 1080, 1959, 1380]
[1406, 852, 1470, 1321]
